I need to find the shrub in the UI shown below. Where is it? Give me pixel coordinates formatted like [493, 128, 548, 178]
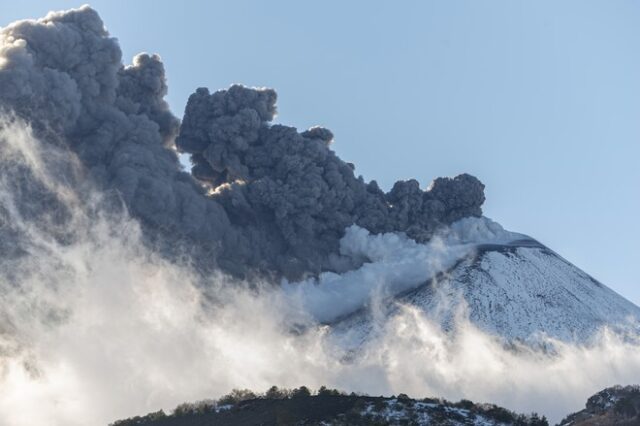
[614, 398, 637, 417]
[483, 405, 516, 423]
[455, 399, 475, 410]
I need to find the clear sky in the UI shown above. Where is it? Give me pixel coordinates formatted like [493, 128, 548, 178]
[2, 1, 639, 304]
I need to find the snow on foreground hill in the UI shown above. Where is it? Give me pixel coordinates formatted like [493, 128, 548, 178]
[112, 387, 550, 426]
[284, 216, 640, 348]
[112, 384, 640, 426]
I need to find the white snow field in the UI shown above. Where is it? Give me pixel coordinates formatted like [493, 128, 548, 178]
[285, 217, 640, 345]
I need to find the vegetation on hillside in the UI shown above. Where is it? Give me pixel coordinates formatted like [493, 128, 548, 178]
[111, 385, 549, 426]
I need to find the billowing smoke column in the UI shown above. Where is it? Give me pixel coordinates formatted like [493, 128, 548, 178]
[0, 6, 485, 279]
[176, 86, 485, 278]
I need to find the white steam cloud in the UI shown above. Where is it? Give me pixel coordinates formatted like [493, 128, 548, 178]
[1, 119, 639, 426]
[283, 217, 525, 322]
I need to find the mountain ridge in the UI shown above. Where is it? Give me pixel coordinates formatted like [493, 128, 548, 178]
[111, 386, 550, 426]
[112, 385, 640, 425]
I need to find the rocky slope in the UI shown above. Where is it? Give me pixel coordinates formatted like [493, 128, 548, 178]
[559, 386, 640, 426]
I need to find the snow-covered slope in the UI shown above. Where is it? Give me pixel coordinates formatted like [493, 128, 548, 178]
[287, 217, 640, 346]
[414, 244, 640, 342]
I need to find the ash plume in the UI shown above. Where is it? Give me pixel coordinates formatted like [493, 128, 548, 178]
[0, 5, 485, 279]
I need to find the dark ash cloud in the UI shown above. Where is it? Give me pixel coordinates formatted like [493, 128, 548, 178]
[0, 5, 485, 280]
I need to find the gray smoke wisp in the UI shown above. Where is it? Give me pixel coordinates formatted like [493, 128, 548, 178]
[0, 5, 484, 280]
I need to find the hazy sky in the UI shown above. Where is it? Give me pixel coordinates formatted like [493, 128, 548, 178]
[2, 1, 638, 304]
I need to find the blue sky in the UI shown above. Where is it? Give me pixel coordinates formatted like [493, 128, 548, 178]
[2, 1, 639, 304]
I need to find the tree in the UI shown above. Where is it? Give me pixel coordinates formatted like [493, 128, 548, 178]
[318, 386, 342, 396]
[291, 386, 311, 398]
[265, 385, 288, 399]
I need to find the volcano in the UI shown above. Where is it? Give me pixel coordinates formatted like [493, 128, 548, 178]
[1, 6, 639, 426]
[325, 218, 640, 348]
